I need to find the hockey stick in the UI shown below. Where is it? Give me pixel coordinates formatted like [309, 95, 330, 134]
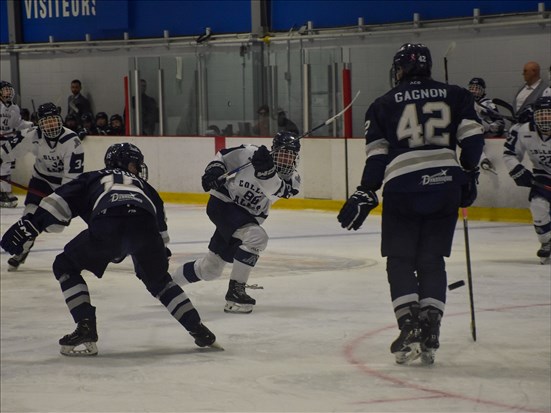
[492, 98, 516, 119]
[532, 180, 551, 192]
[443, 41, 456, 84]
[461, 207, 477, 342]
[0, 177, 48, 198]
[219, 90, 361, 179]
[479, 105, 517, 123]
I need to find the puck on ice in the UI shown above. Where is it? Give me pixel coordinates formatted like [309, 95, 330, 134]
[448, 280, 466, 290]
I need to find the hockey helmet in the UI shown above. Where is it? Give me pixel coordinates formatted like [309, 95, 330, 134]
[468, 78, 486, 101]
[271, 131, 300, 179]
[392, 43, 432, 84]
[37, 102, 64, 140]
[0, 81, 15, 105]
[104, 142, 148, 180]
[533, 96, 551, 136]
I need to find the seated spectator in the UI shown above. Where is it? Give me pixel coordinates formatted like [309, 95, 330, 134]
[95, 112, 109, 135]
[252, 104, 270, 136]
[64, 114, 79, 131]
[277, 109, 299, 134]
[77, 112, 98, 139]
[107, 114, 125, 136]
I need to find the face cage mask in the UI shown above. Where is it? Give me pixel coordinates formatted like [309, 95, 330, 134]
[138, 162, 149, 181]
[272, 148, 298, 179]
[1, 86, 15, 104]
[38, 115, 63, 139]
[534, 108, 551, 136]
[468, 84, 485, 100]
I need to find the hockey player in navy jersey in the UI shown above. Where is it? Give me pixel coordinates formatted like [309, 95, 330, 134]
[338, 43, 484, 365]
[0, 102, 84, 271]
[171, 132, 301, 314]
[0, 143, 220, 355]
[504, 96, 551, 264]
[0, 80, 34, 207]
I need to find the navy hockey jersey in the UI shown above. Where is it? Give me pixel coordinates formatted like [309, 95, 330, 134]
[361, 78, 484, 192]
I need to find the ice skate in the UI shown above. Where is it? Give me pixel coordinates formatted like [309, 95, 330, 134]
[59, 318, 98, 356]
[7, 239, 34, 271]
[224, 280, 256, 314]
[390, 319, 422, 364]
[189, 322, 223, 350]
[0, 191, 18, 208]
[537, 242, 550, 265]
[420, 310, 441, 365]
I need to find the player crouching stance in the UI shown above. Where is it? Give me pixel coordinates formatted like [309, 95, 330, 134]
[504, 96, 551, 265]
[0, 143, 221, 355]
[172, 132, 301, 313]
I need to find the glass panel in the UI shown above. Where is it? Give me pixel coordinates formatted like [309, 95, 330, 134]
[130, 57, 161, 135]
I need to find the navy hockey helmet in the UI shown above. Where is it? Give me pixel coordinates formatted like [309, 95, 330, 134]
[37, 102, 64, 139]
[95, 111, 108, 121]
[392, 43, 432, 84]
[0, 80, 15, 105]
[533, 96, 551, 136]
[468, 78, 486, 101]
[104, 142, 148, 180]
[271, 131, 300, 179]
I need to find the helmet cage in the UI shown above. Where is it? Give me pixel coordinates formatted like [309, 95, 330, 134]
[468, 84, 485, 101]
[0, 83, 15, 104]
[534, 108, 551, 136]
[272, 148, 298, 179]
[38, 115, 64, 139]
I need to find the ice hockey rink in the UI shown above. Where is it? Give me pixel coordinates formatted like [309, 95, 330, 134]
[1, 199, 550, 413]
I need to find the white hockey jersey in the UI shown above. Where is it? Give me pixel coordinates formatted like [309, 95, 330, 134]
[474, 98, 505, 134]
[0, 101, 33, 138]
[210, 144, 301, 223]
[1, 127, 84, 188]
[504, 122, 551, 182]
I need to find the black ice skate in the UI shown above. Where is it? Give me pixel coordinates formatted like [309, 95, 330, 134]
[0, 191, 18, 208]
[390, 318, 422, 365]
[537, 241, 550, 265]
[224, 280, 256, 314]
[420, 310, 441, 365]
[189, 322, 223, 350]
[59, 318, 98, 356]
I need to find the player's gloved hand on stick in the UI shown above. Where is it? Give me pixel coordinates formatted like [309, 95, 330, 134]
[201, 161, 227, 192]
[251, 145, 276, 179]
[0, 215, 39, 255]
[337, 187, 379, 230]
[460, 168, 480, 208]
[509, 164, 534, 188]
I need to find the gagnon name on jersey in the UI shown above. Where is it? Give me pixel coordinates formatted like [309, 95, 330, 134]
[394, 87, 448, 103]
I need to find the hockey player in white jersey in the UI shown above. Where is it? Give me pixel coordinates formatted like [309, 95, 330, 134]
[504, 96, 551, 264]
[172, 131, 301, 313]
[0, 102, 84, 270]
[468, 78, 505, 174]
[0, 81, 34, 207]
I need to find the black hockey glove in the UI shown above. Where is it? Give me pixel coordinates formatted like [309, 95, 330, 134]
[251, 145, 276, 180]
[337, 187, 379, 231]
[0, 216, 39, 255]
[201, 161, 227, 192]
[509, 164, 534, 188]
[460, 168, 480, 208]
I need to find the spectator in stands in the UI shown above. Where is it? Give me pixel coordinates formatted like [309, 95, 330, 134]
[64, 114, 79, 131]
[513, 61, 548, 115]
[95, 112, 109, 135]
[108, 114, 125, 136]
[20, 108, 30, 122]
[77, 112, 98, 140]
[140, 79, 159, 135]
[277, 109, 299, 134]
[253, 104, 270, 136]
[67, 79, 92, 118]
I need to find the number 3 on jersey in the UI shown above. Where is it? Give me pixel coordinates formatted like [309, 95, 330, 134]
[397, 102, 451, 147]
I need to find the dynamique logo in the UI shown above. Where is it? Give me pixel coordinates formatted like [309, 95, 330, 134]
[420, 170, 453, 186]
[109, 193, 142, 203]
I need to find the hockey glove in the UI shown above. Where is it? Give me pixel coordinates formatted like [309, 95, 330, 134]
[460, 169, 480, 208]
[337, 188, 379, 231]
[0, 216, 39, 255]
[201, 161, 227, 192]
[251, 145, 276, 180]
[509, 164, 534, 188]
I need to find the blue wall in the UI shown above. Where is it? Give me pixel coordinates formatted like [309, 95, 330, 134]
[0, 0, 548, 44]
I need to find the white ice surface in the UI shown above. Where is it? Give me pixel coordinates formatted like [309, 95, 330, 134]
[1, 199, 550, 413]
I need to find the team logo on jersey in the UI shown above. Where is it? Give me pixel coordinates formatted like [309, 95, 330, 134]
[420, 169, 453, 186]
[109, 193, 142, 203]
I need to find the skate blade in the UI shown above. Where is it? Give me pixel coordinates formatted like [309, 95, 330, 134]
[7, 264, 19, 272]
[540, 257, 550, 265]
[198, 341, 225, 351]
[60, 342, 98, 357]
[420, 349, 436, 365]
[224, 301, 253, 314]
[394, 343, 422, 365]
